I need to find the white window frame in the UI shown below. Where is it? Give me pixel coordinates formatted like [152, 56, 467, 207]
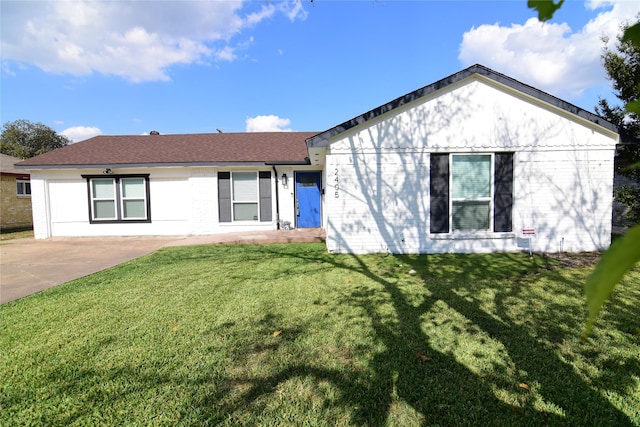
[84, 175, 150, 223]
[450, 153, 494, 232]
[16, 179, 31, 197]
[119, 177, 148, 220]
[90, 178, 118, 221]
[231, 171, 259, 222]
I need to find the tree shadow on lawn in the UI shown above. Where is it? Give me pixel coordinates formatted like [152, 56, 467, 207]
[190, 246, 636, 426]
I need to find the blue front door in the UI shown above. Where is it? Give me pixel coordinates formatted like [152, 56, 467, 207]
[296, 171, 321, 228]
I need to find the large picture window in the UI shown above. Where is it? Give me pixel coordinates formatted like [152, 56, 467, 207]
[218, 171, 272, 223]
[82, 174, 151, 223]
[430, 153, 513, 234]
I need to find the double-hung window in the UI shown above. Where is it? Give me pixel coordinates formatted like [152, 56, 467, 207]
[232, 172, 259, 221]
[16, 179, 31, 197]
[430, 152, 513, 234]
[218, 171, 272, 223]
[91, 178, 117, 220]
[451, 154, 492, 231]
[121, 178, 147, 219]
[82, 174, 151, 223]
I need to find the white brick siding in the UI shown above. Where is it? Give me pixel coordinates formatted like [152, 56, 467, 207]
[324, 77, 617, 254]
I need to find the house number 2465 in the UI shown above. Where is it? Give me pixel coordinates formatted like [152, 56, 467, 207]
[334, 168, 340, 198]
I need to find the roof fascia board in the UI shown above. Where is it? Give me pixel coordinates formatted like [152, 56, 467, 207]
[16, 161, 312, 170]
[14, 161, 285, 170]
[472, 73, 619, 140]
[307, 66, 479, 147]
[0, 172, 30, 177]
[306, 82, 457, 148]
[264, 160, 310, 166]
[307, 64, 618, 147]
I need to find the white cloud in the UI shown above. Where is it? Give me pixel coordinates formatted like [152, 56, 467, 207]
[61, 126, 103, 143]
[246, 115, 293, 132]
[246, 4, 277, 25]
[458, 0, 640, 99]
[280, 0, 309, 22]
[1, 0, 302, 82]
[217, 46, 237, 62]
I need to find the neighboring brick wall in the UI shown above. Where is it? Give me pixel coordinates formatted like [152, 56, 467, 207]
[0, 175, 33, 230]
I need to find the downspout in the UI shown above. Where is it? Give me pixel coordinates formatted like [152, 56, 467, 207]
[272, 165, 280, 229]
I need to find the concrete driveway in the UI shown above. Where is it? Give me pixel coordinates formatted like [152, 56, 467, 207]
[0, 229, 325, 304]
[0, 237, 177, 304]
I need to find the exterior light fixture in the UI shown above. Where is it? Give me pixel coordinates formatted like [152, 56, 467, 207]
[103, 168, 113, 174]
[281, 173, 288, 186]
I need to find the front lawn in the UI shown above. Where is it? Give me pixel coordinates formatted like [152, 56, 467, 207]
[1, 243, 638, 425]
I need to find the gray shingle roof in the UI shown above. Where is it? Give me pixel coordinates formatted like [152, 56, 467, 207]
[1, 153, 30, 176]
[17, 132, 318, 168]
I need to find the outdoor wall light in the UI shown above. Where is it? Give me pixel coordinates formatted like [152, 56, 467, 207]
[281, 173, 288, 186]
[103, 168, 113, 174]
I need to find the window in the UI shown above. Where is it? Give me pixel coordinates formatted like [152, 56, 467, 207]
[232, 172, 259, 221]
[121, 178, 147, 219]
[430, 153, 513, 234]
[218, 171, 272, 223]
[299, 175, 317, 187]
[82, 174, 150, 223]
[451, 154, 491, 231]
[16, 180, 31, 196]
[91, 179, 117, 220]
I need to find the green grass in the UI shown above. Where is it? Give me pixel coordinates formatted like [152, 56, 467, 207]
[1, 243, 638, 426]
[0, 227, 33, 241]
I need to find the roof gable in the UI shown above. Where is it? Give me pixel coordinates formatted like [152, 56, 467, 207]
[306, 64, 618, 147]
[17, 132, 318, 169]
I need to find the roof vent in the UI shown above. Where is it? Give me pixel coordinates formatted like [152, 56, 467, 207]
[150, 130, 160, 135]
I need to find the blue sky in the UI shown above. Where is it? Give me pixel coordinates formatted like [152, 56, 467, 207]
[2, 0, 639, 142]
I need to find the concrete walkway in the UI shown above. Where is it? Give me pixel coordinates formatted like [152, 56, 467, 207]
[0, 229, 325, 304]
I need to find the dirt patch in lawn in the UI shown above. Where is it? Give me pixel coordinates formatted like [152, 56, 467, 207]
[541, 252, 601, 268]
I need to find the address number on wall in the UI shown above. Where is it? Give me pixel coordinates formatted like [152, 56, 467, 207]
[334, 168, 340, 198]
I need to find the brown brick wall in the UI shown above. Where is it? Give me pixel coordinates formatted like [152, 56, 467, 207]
[0, 175, 33, 230]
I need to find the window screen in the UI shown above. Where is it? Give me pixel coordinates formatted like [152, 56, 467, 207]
[232, 172, 258, 221]
[452, 155, 491, 199]
[92, 179, 116, 220]
[232, 172, 258, 202]
[121, 178, 146, 219]
[451, 155, 491, 231]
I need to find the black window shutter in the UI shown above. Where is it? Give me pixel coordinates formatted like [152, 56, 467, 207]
[494, 153, 513, 232]
[259, 171, 272, 222]
[430, 154, 450, 233]
[218, 172, 232, 222]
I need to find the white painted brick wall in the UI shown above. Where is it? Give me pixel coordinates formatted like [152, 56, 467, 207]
[325, 77, 617, 254]
[29, 173, 50, 239]
[189, 168, 216, 235]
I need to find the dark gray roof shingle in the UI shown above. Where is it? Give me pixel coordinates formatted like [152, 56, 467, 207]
[17, 132, 318, 168]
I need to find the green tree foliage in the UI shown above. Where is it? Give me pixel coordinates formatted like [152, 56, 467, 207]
[596, 19, 640, 183]
[615, 185, 640, 225]
[0, 119, 70, 159]
[527, 0, 564, 22]
[587, 19, 640, 339]
[528, 2, 639, 339]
